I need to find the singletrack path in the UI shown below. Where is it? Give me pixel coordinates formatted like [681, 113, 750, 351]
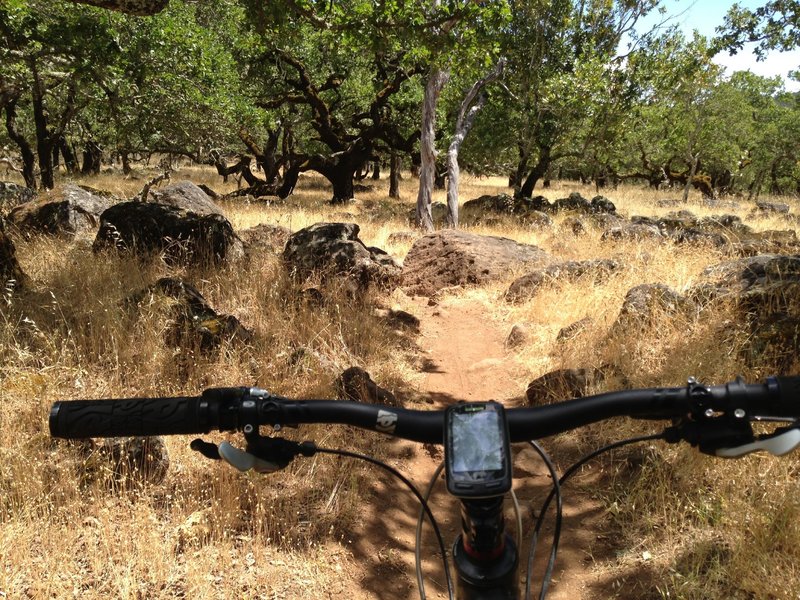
[345, 296, 626, 599]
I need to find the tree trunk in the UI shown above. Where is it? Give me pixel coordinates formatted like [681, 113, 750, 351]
[4, 99, 37, 189]
[31, 70, 55, 189]
[682, 154, 699, 203]
[239, 127, 283, 184]
[52, 142, 60, 171]
[81, 141, 102, 175]
[770, 159, 782, 194]
[329, 167, 356, 204]
[517, 146, 552, 199]
[389, 152, 401, 199]
[277, 163, 301, 199]
[510, 147, 529, 190]
[416, 67, 450, 231]
[372, 161, 381, 180]
[445, 59, 503, 228]
[59, 136, 77, 173]
[121, 150, 132, 175]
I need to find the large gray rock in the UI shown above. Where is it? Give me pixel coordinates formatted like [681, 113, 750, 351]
[8, 184, 111, 236]
[0, 181, 35, 213]
[754, 200, 790, 215]
[461, 192, 615, 224]
[335, 367, 398, 406]
[605, 211, 798, 255]
[238, 223, 292, 255]
[695, 255, 800, 299]
[601, 223, 665, 242]
[692, 255, 800, 371]
[505, 259, 622, 303]
[283, 222, 401, 291]
[126, 277, 252, 351]
[148, 180, 225, 216]
[526, 368, 605, 405]
[401, 230, 552, 297]
[93, 201, 243, 266]
[611, 283, 696, 334]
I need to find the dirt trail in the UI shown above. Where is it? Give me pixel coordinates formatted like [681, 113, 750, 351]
[346, 296, 619, 599]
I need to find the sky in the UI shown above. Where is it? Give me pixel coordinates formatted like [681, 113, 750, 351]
[637, 0, 800, 91]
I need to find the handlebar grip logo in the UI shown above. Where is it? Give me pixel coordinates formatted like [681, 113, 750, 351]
[376, 410, 398, 434]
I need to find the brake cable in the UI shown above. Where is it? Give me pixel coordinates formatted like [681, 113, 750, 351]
[193, 436, 455, 600]
[525, 433, 666, 600]
[303, 447, 455, 600]
[524, 440, 563, 600]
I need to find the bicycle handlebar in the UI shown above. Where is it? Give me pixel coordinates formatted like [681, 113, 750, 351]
[49, 376, 800, 444]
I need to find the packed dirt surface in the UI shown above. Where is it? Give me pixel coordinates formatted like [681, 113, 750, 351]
[344, 295, 631, 599]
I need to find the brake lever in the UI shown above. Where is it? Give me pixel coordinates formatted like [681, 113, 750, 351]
[716, 426, 800, 458]
[218, 441, 284, 473]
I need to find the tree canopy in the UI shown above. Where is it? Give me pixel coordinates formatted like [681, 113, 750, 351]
[1, 0, 798, 204]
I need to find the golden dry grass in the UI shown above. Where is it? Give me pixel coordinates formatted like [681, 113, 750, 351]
[2, 167, 800, 599]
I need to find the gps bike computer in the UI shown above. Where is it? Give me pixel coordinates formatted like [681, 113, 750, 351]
[444, 401, 512, 498]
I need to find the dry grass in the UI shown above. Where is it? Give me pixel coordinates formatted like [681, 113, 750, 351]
[2, 167, 800, 598]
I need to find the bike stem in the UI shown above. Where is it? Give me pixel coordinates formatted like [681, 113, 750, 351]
[453, 497, 519, 599]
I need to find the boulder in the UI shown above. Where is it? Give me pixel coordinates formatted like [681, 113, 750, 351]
[401, 230, 552, 297]
[461, 194, 556, 224]
[0, 181, 36, 213]
[601, 223, 665, 242]
[126, 277, 253, 351]
[673, 228, 729, 248]
[549, 192, 616, 214]
[754, 200, 790, 215]
[0, 217, 26, 290]
[694, 254, 800, 299]
[553, 192, 591, 212]
[526, 368, 604, 405]
[590, 212, 627, 230]
[238, 223, 292, 255]
[523, 211, 554, 229]
[462, 193, 516, 215]
[560, 216, 586, 236]
[518, 195, 553, 213]
[336, 367, 398, 405]
[691, 254, 800, 371]
[148, 180, 225, 215]
[505, 323, 529, 348]
[374, 307, 420, 332]
[505, 259, 621, 303]
[8, 184, 111, 236]
[702, 197, 741, 211]
[387, 231, 418, 246]
[732, 230, 799, 257]
[283, 222, 401, 291]
[557, 317, 593, 341]
[590, 195, 617, 214]
[607, 211, 795, 254]
[93, 201, 243, 266]
[698, 214, 750, 235]
[611, 283, 695, 334]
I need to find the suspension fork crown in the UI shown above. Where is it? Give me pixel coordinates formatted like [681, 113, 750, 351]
[453, 496, 519, 599]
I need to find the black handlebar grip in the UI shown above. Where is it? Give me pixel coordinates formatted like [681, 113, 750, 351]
[774, 376, 800, 416]
[49, 396, 206, 439]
